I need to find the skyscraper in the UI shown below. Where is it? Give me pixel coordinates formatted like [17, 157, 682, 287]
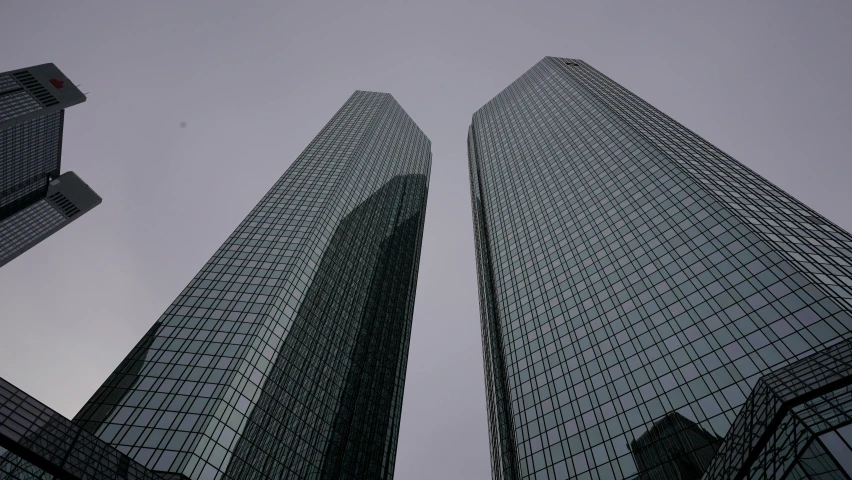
[468, 57, 852, 479]
[72, 90, 430, 479]
[0, 63, 101, 268]
[0, 376, 188, 480]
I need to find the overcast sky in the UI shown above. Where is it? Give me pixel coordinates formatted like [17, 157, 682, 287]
[1, 1, 851, 478]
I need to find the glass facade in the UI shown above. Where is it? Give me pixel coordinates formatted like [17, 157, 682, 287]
[72, 91, 430, 479]
[0, 171, 102, 268]
[0, 63, 98, 268]
[0, 376, 188, 480]
[0, 111, 62, 220]
[468, 57, 852, 479]
[703, 338, 852, 480]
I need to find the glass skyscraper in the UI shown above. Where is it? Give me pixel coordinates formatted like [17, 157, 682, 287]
[0, 376, 187, 480]
[0, 63, 100, 268]
[468, 57, 852, 479]
[63, 90, 430, 479]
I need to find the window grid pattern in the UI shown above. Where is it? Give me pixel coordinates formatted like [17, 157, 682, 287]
[815, 425, 852, 479]
[562, 59, 852, 315]
[0, 91, 42, 124]
[468, 57, 852, 479]
[470, 123, 521, 480]
[0, 75, 20, 93]
[702, 338, 852, 480]
[784, 438, 848, 480]
[0, 448, 49, 480]
[73, 91, 430, 480]
[0, 377, 183, 480]
[0, 111, 62, 219]
[0, 199, 66, 267]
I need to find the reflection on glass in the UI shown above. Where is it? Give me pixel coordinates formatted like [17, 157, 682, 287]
[629, 412, 722, 480]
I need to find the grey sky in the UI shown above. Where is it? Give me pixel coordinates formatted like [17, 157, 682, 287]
[1, 1, 851, 478]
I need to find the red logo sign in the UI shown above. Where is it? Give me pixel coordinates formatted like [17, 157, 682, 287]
[49, 78, 64, 89]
